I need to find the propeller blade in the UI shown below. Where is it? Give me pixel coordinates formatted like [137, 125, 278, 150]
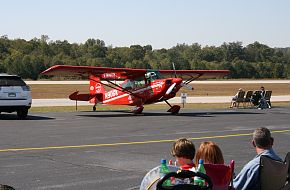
[166, 83, 176, 95]
[172, 62, 177, 78]
[181, 82, 193, 90]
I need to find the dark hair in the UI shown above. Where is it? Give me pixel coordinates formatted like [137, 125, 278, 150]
[253, 127, 273, 148]
[171, 138, 195, 160]
[0, 185, 15, 190]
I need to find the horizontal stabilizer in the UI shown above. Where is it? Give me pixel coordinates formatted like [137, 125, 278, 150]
[69, 91, 94, 101]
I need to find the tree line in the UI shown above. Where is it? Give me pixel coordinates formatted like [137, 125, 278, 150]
[0, 35, 290, 80]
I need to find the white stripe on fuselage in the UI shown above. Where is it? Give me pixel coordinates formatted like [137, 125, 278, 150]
[102, 82, 165, 104]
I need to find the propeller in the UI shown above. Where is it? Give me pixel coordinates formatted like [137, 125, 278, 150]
[172, 62, 193, 91]
[181, 82, 193, 90]
[172, 62, 177, 78]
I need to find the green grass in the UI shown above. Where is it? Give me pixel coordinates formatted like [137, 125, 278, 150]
[30, 102, 290, 113]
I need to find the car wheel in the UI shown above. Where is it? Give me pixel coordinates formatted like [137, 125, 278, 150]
[17, 109, 28, 119]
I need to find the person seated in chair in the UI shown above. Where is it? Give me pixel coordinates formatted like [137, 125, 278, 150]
[230, 88, 243, 108]
[171, 138, 196, 171]
[233, 127, 282, 190]
[259, 86, 271, 108]
[251, 91, 261, 106]
[195, 142, 235, 190]
[195, 141, 224, 165]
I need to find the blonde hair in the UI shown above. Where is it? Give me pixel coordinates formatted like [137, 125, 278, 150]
[195, 141, 224, 165]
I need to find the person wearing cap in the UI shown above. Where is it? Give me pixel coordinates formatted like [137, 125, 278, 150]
[233, 127, 282, 190]
[230, 88, 243, 108]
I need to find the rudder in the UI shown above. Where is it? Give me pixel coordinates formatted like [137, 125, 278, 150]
[89, 76, 105, 103]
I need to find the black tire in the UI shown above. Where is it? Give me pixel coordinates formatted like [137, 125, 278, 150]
[93, 106, 96, 112]
[17, 108, 28, 119]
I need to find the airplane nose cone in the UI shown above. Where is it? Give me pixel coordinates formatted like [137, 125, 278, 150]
[172, 78, 182, 84]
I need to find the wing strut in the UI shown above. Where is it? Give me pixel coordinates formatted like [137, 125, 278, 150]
[88, 76, 143, 100]
[184, 73, 203, 85]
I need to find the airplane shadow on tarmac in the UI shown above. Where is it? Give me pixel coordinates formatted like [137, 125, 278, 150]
[0, 114, 54, 120]
[77, 110, 264, 118]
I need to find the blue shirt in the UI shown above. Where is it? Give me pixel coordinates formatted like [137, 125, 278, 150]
[233, 148, 282, 190]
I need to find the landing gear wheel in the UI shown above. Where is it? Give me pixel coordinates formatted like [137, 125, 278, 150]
[93, 105, 96, 112]
[17, 108, 28, 119]
[131, 106, 144, 114]
[167, 105, 181, 115]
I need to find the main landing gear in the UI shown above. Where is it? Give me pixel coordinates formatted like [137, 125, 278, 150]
[165, 100, 180, 114]
[131, 106, 144, 114]
[93, 105, 96, 111]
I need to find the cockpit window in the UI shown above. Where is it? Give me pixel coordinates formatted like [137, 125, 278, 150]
[122, 79, 135, 89]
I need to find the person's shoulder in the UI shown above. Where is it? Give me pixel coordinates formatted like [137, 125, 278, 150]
[243, 156, 260, 170]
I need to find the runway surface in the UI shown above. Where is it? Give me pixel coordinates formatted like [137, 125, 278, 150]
[0, 107, 290, 190]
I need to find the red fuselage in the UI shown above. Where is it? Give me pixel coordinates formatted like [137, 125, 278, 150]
[95, 78, 183, 106]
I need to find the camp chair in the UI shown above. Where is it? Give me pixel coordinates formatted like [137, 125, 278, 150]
[264, 90, 272, 108]
[259, 152, 290, 190]
[140, 165, 179, 190]
[230, 91, 245, 108]
[258, 91, 271, 109]
[203, 160, 235, 190]
[242, 91, 253, 108]
[156, 170, 213, 190]
[251, 90, 262, 106]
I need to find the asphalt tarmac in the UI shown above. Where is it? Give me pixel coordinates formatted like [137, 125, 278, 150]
[0, 107, 290, 190]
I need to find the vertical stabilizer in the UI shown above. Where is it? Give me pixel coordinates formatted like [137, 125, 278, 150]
[89, 76, 105, 103]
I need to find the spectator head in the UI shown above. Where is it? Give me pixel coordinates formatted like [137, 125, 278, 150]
[0, 184, 15, 190]
[260, 86, 265, 91]
[252, 127, 273, 149]
[171, 138, 195, 160]
[238, 88, 243, 91]
[195, 141, 224, 165]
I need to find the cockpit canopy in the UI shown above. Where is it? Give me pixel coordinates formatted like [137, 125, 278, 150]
[145, 71, 163, 81]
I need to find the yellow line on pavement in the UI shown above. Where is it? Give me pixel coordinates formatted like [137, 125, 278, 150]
[1, 129, 289, 153]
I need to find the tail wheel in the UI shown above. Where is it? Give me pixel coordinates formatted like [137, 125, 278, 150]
[17, 108, 28, 119]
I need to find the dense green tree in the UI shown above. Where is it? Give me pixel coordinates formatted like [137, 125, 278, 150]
[221, 42, 245, 62]
[0, 36, 289, 79]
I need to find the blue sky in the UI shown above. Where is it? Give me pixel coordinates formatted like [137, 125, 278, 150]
[1, 0, 290, 49]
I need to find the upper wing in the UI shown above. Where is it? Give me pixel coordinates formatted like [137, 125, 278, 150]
[159, 70, 229, 81]
[41, 65, 147, 80]
[42, 65, 229, 81]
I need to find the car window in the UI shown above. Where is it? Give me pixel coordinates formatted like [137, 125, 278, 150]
[0, 77, 26, 86]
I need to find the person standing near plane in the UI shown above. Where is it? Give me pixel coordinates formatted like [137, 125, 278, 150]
[233, 127, 282, 190]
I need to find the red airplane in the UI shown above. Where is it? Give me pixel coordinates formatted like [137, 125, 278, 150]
[42, 65, 229, 114]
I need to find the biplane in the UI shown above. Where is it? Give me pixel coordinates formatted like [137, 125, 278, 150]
[41, 65, 229, 114]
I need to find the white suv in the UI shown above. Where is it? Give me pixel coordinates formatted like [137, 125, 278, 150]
[0, 74, 32, 119]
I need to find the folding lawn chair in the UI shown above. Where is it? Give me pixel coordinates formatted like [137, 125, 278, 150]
[204, 160, 235, 190]
[140, 165, 179, 190]
[243, 91, 253, 108]
[259, 152, 290, 190]
[230, 91, 245, 108]
[156, 170, 213, 190]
